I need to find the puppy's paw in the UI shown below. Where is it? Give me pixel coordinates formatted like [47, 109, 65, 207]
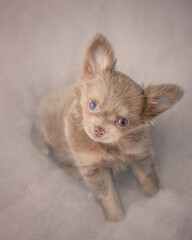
[107, 209, 124, 222]
[31, 124, 50, 155]
[143, 182, 160, 197]
[41, 146, 51, 155]
[142, 173, 160, 197]
[102, 198, 124, 222]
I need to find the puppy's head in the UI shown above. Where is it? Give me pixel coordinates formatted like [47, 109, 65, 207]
[78, 33, 184, 144]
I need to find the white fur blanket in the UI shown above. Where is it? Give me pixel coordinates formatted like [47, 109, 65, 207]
[0, 0, 192, 239]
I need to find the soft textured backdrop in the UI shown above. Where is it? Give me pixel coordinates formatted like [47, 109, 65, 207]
[0, 0, 192, 239]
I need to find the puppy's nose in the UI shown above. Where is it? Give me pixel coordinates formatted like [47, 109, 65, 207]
[94, 126, 105, 137]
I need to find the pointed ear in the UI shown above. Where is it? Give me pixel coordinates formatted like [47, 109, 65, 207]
[82, 33, 116, 75]
[143, 84, 184, 121]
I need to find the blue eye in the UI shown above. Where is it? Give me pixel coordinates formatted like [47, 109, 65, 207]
[89, 101, 97, 111]
[118, 118, 128, 127]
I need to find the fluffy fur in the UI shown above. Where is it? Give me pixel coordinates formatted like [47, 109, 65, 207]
[32, 33, 184, 221]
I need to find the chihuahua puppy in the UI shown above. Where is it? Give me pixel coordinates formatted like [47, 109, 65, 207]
[32, 33, 184, 221]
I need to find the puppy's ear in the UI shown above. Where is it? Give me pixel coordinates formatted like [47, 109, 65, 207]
[143, 84, 184, 121]
[82, 33, 116, 75]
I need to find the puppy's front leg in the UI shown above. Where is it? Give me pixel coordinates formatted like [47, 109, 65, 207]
[80, 166, 124, 221]
[130, 154, 160, 196]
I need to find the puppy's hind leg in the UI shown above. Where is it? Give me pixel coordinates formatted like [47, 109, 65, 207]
[31, 123, 50, 155]
[62, 164, 82, 180]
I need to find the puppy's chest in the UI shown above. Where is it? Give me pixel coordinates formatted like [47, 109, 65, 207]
[91, 146, 131, 173]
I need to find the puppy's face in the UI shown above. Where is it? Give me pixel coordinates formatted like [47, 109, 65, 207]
[80, 72, 144, 143]
[79, 34, 184, 144]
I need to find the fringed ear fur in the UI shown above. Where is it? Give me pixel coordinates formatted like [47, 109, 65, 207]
[143, 84, 184, 121]
[82, 33, 116, 75]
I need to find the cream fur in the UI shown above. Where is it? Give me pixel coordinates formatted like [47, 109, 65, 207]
[32, 33, 184, 221]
